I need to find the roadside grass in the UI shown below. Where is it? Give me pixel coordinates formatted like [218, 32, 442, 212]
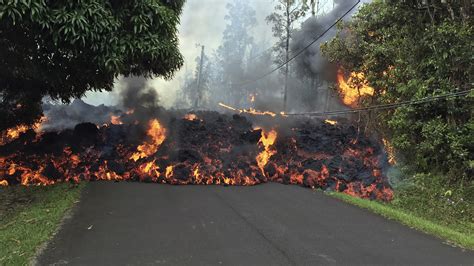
[329, 183, 474, 250]
[0, 183, 84, 265]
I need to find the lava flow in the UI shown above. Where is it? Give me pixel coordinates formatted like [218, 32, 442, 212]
[0, 111, 393, 201]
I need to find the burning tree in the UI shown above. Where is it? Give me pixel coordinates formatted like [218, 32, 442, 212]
[0, 1, 185, 131]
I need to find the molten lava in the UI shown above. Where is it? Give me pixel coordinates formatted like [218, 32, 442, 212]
[337, 69, 374, 107]
[0, 112, 393, 201]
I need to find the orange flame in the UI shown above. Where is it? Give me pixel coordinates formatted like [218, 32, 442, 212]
[130, 119, 166, 161]
[218, 103, 277, 117]
[337, 69, 374, 107]
[324, 119, 338, 125]
[256, 129, 278, 176]
[165, 165, 174, 179]
[382, 138, 396, 165]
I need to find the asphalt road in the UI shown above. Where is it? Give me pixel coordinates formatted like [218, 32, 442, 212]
[37, 182, 473, 265]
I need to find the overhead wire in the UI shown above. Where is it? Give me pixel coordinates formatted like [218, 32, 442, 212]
[233, 0, 361, 87]
[284, 89, 473, 117]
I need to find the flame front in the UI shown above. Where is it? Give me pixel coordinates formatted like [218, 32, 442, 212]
[130, 119, 166, 162]
[0, 113, 393, 201]
[337, 69, 374, 107]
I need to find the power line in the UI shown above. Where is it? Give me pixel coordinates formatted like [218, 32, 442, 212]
[233, 0, 361, 87]
[284, 89, 473, 117]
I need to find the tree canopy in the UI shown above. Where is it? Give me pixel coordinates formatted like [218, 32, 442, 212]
[322, 0, 473, 181]
[0, 0, 185, 130]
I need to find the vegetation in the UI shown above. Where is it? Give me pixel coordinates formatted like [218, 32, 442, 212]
[0, 183, 84, 265]
[0, 1, 185, 130]
[321, 0, 473, 182]
[322, 0, 473, 246]
[266, 0, 310, 110]
[330, 180, 474, 249]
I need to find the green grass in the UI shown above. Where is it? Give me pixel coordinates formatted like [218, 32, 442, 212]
[329, 191, 474, 250]
[0, 183, 84, 265]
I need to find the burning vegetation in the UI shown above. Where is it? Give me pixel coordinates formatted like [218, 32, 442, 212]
[337, 68, 375, 107]
[0, 110, 393, 201]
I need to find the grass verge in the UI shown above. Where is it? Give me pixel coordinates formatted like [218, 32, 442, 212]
[0, 183, 84, 265]
[329, 191, 474, 250]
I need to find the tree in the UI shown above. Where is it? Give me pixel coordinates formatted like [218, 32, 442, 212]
[321, 0, 473, 181]
[0, 1, 185, 130]
[214, 0, 257, 106]
[266, 0, 309, 111]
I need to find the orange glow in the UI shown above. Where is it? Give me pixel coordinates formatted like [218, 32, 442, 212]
[6, 125, 29, 139]
[324, 119, 338, 125]
[1, 117, 47, 145]
[130, 119, 166, 161]
[337, 69, 374, 107]
[184, 113, 198, 121]
[192, 165, 203, 184]
[256, 129, 278, 176]
[0, 180, 8, 186]
[165, 165, 174, 179]
[111, 115, 123, 125]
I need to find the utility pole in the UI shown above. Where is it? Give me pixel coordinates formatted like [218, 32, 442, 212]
[283, 0, 290, 112]
[194, 45, 205, 109]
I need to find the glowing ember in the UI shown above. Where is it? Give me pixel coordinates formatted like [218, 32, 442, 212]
[324, 119, 338, 125]
[337, 69, 374, 107]
[130, 119, 166, 162]
[256, 129, 278, 176]
[184, 113, 198, 121]
[111, 115, 123, 125]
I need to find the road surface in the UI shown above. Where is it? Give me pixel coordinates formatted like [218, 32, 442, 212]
[37, 182, 473, 265]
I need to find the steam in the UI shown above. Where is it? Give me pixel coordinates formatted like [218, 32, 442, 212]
[41, 100, 119, 131]
[41, 76, 164, 131]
